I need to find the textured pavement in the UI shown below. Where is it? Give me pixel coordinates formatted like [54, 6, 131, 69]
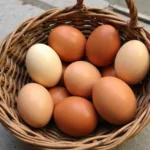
[0, 0, 150, 150]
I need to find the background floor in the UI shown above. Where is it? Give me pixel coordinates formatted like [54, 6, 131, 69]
[106, 0, 150, 15]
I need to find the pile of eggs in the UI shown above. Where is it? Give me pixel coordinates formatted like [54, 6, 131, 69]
[17, 24, 150, 137]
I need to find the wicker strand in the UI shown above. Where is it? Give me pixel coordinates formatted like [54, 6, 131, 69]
[76, 0, 138, 27]
[125, 0, 138, 26]
[76, 0, 84, 8]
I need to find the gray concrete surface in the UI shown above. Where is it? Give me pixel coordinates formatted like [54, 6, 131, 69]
[107, 0, 150, 16]
[0, 0, 150, 150]
[0, 0, 44, 41]
[39, 0, 108, 8]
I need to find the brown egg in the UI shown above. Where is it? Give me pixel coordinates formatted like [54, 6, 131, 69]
[49, 86, 70, 106]
[86, 25, 121, 67]
[93, 77, 137, 125]
[101, 65, 116, 77]
[17, 83, 54, 128]
[48, 25, 86, 62]
[64, 61, 101, 98]
[59, 62, 68, 86]
[54, 96, 98, 137]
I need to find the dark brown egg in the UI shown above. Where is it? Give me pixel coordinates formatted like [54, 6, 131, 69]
[49, 86, 70, 106]
[48, 25, 86, 62]
[54, 96, 98, 137]
[101, 65, 116, 77]
[86, 25, 121, 67]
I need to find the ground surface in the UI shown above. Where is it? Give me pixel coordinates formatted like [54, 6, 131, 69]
[0, 0, 150, 150]
[107, 0, 150, 15]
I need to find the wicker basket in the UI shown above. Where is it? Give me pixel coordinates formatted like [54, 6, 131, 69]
[0, 0, 150, 149]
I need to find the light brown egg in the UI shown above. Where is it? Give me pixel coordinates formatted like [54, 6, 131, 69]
[115, 40, 150, 85]
[17, 83, 54, 128]
[93, 77, 137, 125]
[86, 24, 121, 67]
[54, 96, 98, 137]
[49, 86, 70, 106]
[64, 61, 101, 98]
[101, 65, 116, 77]
[48, 25, 86, 62]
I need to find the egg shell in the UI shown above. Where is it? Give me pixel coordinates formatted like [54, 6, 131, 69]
[93, 77, 137, 125]
[49, 86, 70, 106]
[64, 61, 101, 98]
[17, 83, 54, 128]
[86, 25, 121, 67]
[101, 65, 116, 77]
[54, 96, 98, 137]
[115, 40, 150, 85]
[48, 25, 86, 62]
[59, 62, 68, 86]
[26, 43, 62, 87]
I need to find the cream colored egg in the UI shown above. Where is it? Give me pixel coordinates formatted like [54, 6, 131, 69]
[115, 40, 150, 85]
[26, 44, 62, 87]
[17, 83, 54, 128]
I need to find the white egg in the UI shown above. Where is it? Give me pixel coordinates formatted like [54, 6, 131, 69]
[26, 44, 62, 87]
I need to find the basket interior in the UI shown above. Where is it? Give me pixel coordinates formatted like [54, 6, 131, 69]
[0, 11, 150, 146]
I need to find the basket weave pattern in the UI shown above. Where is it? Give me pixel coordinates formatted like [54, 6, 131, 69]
[0, 0, 150, 149]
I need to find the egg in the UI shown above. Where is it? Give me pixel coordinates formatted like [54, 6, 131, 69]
[49, 86, 70, 106]
[64, 61, 101, 98]
[101, 65, 116, 77]
[115, 40, 150, 85]
[48, 25, 86, 62]
[25, 44, 62, 87]
[17, 83, 54, 128]
[86, 24, 121, 66]
[54, 96, 98, 137]
[59, 62, 68, 86]
[93, 77, 137, 125]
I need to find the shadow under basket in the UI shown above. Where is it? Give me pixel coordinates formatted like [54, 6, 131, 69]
[0, 0, 150, 149]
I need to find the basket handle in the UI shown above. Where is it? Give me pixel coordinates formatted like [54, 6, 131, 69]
[76, 0, 138, 27]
